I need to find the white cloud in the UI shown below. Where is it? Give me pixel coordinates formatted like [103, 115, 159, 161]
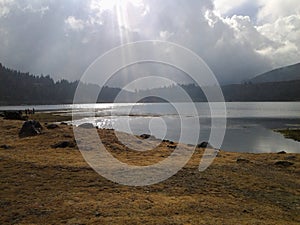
[257, 14, 300, 66]
[213, 0, 250, 15]
[257, 0, 300, 23]
[0, 0, 15, 17]
[65, 16, 85, 31]
[159, 30, 173, 40]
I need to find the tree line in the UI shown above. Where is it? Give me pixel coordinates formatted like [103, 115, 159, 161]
[1, 62, 300, 105]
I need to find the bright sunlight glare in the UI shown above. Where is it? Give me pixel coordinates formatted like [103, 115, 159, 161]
[90, 0, 146, 43]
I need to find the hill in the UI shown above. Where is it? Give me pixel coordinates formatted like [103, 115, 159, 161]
[249, 63, 300, 84]
[1, 62, 300, 105]
[0, 63, 132, 105]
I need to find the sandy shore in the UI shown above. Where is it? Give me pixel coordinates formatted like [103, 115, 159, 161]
[0, 114, 299, 224]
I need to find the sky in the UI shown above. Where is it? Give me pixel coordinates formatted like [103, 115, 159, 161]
[0, 0, 300, 87]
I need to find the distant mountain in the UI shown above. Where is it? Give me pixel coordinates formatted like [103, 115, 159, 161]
[249, 63, 300, 84]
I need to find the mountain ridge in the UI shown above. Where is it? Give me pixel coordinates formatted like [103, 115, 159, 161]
[249, 62, 300, 84]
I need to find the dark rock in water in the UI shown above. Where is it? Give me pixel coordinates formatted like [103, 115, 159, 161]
[60, 122, 68, 125]
[274, 161, 294, 167]
[197, 142, 212, 148]
[169, 141, 174, 145]
[78, 123, 94, 129]
[19, 120, 42, 138]
[236, 158, 250, 163]
[51, 141, 75, 148]
[46, 124, 59, 129]
[0, 144, 13, 150]
[277, 151, 287, 154]
[4, 111, 27, 120]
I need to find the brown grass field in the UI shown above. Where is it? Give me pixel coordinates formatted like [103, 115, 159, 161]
[0, 113, 299, 224]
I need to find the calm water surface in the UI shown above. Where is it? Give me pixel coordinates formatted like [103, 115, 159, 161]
[1, 102, 300, 153]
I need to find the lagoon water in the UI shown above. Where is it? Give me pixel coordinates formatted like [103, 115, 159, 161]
[1, 102, 300, 153]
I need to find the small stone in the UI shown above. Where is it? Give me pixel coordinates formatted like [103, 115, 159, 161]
[274, 161, 294, 167]
[242, 209, 249, 213]
[63, 134, 72, 138]
[197, 142, 212, 148]
[46, 124, 59, 129]
[167, 145, 176, 149]
[95, 212, 101, 217]
[236, 158, 250, 163]
[277, 151, 287, 154]
[140, 134, 151, 139]
[0, 144, 12, 149]
[51, 141, 75, 148]
[285, 155, 296, 160]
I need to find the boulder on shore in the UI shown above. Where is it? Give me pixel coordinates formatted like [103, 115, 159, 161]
[197, 141, 213, 149]
[19, 120, 42, 138]
[4, 111, 27, 120]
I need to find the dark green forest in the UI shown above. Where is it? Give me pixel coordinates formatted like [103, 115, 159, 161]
[0, 62, 300, 105]
[0, 63, 124, 105]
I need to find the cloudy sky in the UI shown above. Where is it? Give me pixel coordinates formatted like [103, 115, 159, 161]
[0, 0, 300, 86]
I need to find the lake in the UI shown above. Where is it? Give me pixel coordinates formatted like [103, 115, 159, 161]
[1, 102, 300, 153]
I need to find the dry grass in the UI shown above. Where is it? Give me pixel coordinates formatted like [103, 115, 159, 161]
[0, 117, 299, 224]
[276, 129, 300, 142]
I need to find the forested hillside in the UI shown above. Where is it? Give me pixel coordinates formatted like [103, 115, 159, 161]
[0, 63, 128, 105]
[1, 63, 300, 105]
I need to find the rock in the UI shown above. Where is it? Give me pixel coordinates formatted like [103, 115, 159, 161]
[63, 134, 72, 138]
[236, 158, 250, 163]
[95, 212, 101, 217]
[0, 144, 13, 149]
[4, 111, 27, 120]
[46, 124, 59, 129]
[19, 120, 42, 138]
[285, 155, 296, 160]
[140, 134, 152, 139]
[277, 151, 287, 154]
[274, 161, 294, 167]
[51, 141, 75, 148]
[78, 123, 94, 129]
[60, 122, 68, 125]
[197, 142, 212, 148]
[167, 145, 176, 149]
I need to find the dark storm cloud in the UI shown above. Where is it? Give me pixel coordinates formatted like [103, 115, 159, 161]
[0, 0, 299, 87]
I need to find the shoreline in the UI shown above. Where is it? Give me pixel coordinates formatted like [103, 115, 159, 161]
[2, 110, 300, 153]
[0, 115, 299, 224]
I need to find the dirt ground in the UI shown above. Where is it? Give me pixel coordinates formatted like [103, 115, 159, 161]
[0, 115, 299, 224]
